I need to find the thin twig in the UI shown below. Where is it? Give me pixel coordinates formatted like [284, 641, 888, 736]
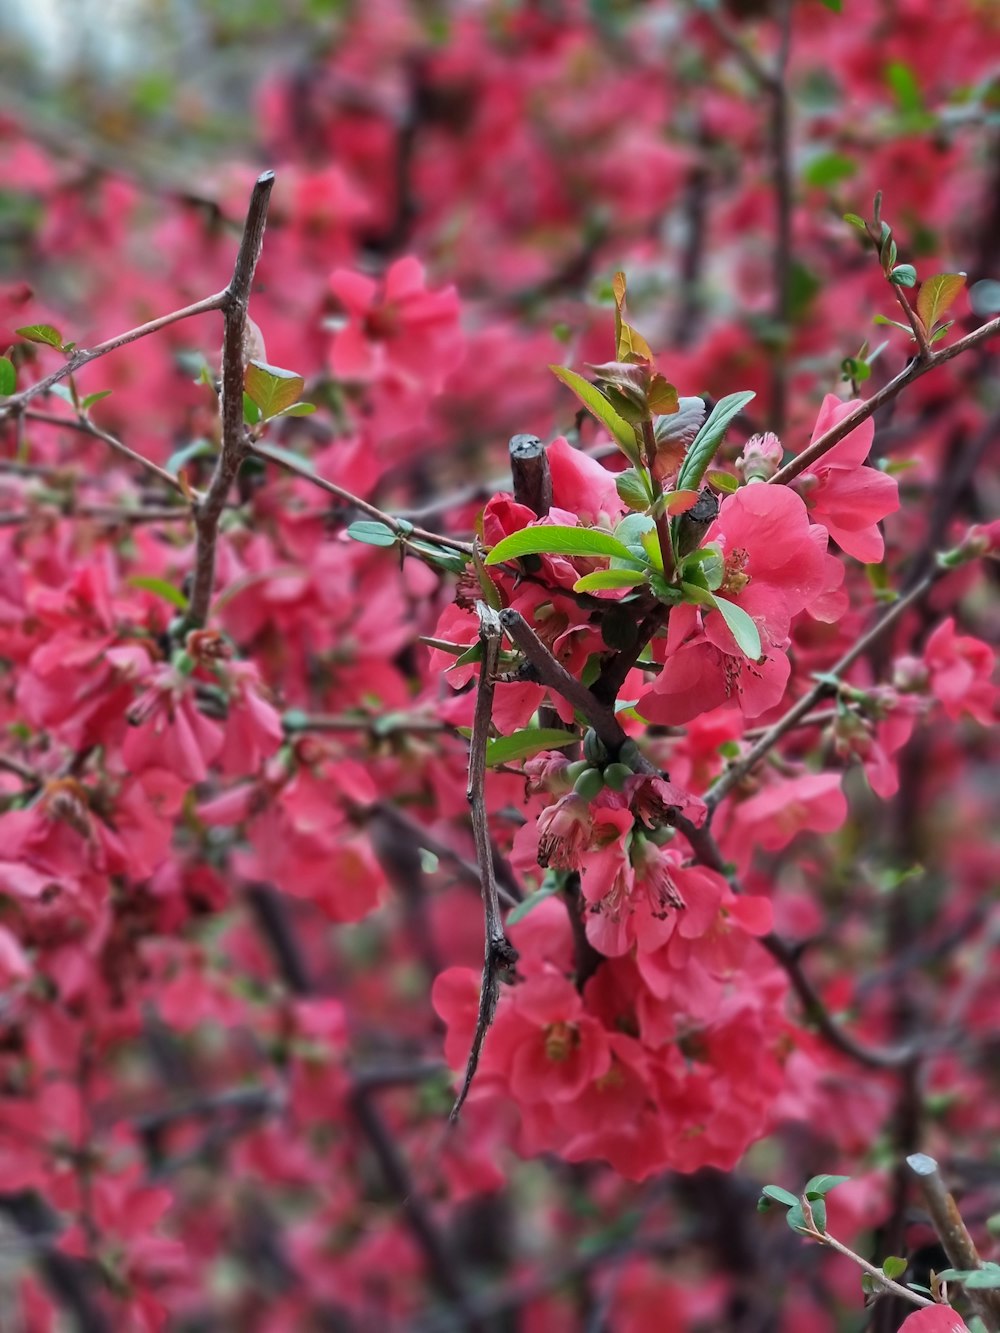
[251, 441, 474, 555]
[449, 603, 519, 1123]
[893, 287, 933, 362]
[771, 314, 1000, 485]
[705, 566, 941, 809]
[0, 293, 228, 417]
[22, 409, 191, 497]
[185, 171, 275, 629]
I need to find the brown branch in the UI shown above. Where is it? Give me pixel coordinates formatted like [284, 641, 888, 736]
[449, 603, 518, 1123]
[509, 433, 552, 517]
[499, 608, 624, 754]
[0, 293, 227, 417]
[907, 1153, 1000, 1331]
[251, 441, 474, 555]
[705, 565, 941, 810]
[21, 409, 191, 497]
[185, 171, 275, 629]
[771, 314, 1000, 485]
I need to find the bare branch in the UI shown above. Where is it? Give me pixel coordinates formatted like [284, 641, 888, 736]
[185, 171, 275, 629]
[907, 1153, 1000, 1331]
[449, 603, 518, 1123]
[771, 314, 1000, 485]
[0, 293, 227, 418]
[251, 441, 474, 555]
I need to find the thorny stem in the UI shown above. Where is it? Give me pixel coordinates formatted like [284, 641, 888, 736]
[449, 603, 518, 1123]
[771, 314, 1000, 485]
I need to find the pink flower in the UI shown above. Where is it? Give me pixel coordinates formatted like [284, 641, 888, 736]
[898, 1308, 970, 1333]
[328, 255, 462, 395]
[640, 485, 828, 724]
[493, 973, 611, 1105]
[920, 617, 996, 725]
[796, 394, 899, 562]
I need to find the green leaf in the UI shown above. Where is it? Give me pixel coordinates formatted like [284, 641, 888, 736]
[127, 575, 190, 611]
[80, 389, 112, 410]
[485, 728, 581, 767]
[887, 61, 923, 114]
[244, 360, 306, 420]
[573, 569, 648, 593]
[803, 1174, 852, 1197]
[676, 391, 755, 493]
[347, 520, 398, 547]
[889, 264, 917, 288]
[243, 392, 262, 425]
[873, 315, 912, 333]
[964, 1266, 1000, 1290]
[485, 525, 636, 566]
[882, 1257, 908, 1280]
[16, 323, 64, 349]
[275, 401, 317, 418]
[706, 470, 739, 494]
[0, 357, 14, 396]
[166, 438, 213, 476]
[615, 468, 652, 511]
[843, 213, 868, 231]
[916, 273, 965, 329]
[803, 151, 855, 189]
[760, 1185, 799, 1209]
[816, 0, 841, 10]
[550, 365, 641, 465]
[506, 880, 561, 925]
[453, 642, 483, 668]
[785, 1203, 812, 1235]
[713, 596, 762, 660]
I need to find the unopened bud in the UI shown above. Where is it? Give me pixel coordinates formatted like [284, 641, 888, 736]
[737, 432, 783, 482]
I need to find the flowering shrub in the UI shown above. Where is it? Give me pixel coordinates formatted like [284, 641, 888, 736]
[0, 1, 998, 1329]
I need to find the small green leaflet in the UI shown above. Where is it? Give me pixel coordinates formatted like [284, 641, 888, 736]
[573, 569, 648, 593]
[16, 324, 64, 349]
[347, 520, 398, 547]
[485, 525, 637, 566]
[676, 390, 755, 493]
[81, 390, 112, 410]
[760, 1185, 799, 1208]
[681, 582, 761, 659]
[485, 728, 580, 767]
[916, 273, 965, 329]
[889, 264, 917, 288]
[549, 365, 641, 465]
[244, 360, 306, 419]
[803, 1174, 851, 1198]
[128, 575, 190, 611]
[713, 596, 762, 659]
[0, 357, 14, 396]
